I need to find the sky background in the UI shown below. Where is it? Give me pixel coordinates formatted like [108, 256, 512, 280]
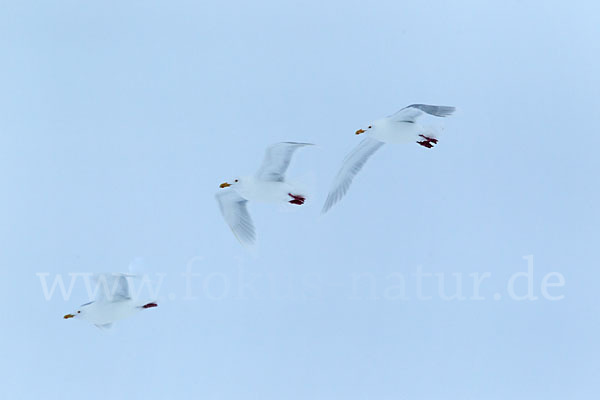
[1, 1, 599, 399]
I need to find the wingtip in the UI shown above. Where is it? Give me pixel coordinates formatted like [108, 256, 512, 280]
[443, 106, 456, 116]
[434, 105, 456, 117]
[234, 232, 257, 248]
[283, 141, 315, 147]
[321, 198, 335, 214]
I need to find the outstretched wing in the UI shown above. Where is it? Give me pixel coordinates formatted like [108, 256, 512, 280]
[390, 104, 455, 122]
[94, 274, 131, 302]
[215, 189, 256, 246]
[255, 142, 313, 182]
[322, 137, 385, 213]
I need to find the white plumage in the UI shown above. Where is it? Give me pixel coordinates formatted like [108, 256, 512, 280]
[216, 142, 313, 246]
[322, 104, 455, 213]
[63, 273, 157, 330]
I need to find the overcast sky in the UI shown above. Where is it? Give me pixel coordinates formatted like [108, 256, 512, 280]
[1, 1, 599, 399]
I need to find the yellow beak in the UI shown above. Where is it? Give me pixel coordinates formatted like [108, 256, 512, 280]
[63, 314, 75, 319]
[355, 129, 366, 135]
[220, 182, 231, 188]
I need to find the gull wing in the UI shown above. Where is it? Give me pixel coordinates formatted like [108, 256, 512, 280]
[216, 189, 256, 246]
[322, 137, 384, 213]
[255, 142, 313, 182]
[93, 273, 131, 303]
[390, 104, 455, 123]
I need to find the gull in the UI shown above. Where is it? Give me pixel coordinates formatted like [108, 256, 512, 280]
[322, 104, 455, 213]
[216, 142, 313, 246]
[63, 273, 157, 330]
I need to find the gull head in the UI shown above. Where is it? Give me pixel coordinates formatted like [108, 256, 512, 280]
[355, 124, 373, 135]
[219, 178, 241, 188]
[64, 301, 94, 319]
[63, 309, 82, 319]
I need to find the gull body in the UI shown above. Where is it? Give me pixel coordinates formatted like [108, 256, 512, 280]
[75, 300, 142, 326]
[368, 118, 424, 144]
[230, 176, 297, 204]
[322, 104, 455, 213]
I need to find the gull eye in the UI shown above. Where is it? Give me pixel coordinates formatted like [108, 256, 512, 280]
[234, 179, 238, 182]
[368, 126, 372, 129]
[77, 311, 80, 313]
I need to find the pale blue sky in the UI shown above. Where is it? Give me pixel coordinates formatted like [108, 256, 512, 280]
[1, 1, 599, 399]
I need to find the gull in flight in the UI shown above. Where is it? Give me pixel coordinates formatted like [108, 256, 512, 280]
[63, 273, 157, 330]
[322, 104, 455, 213]
[216, 142, 313, 246]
